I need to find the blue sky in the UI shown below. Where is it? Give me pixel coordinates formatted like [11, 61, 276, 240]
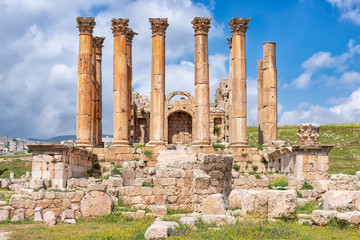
[0, 0, 360, 138]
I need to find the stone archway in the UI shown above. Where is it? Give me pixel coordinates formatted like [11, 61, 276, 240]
[168, 111, 192, 144]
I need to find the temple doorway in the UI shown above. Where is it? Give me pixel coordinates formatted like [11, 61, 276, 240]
[168, 111, 192, 144]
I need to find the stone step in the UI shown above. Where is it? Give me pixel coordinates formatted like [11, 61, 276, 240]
[156, 149, 197, 167]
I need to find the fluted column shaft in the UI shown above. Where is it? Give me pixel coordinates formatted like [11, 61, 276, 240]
[229, 17, 250, 148]
[75, 17, 95, 147]
[257, 59, 264, 145]
[112, 18, 129, 147]
[262, 42, 277, 144]
[191, 17, 212, 146]
[94, 37, 105, 147]
[148, 18, 168, 146]
[227, 37, 233, 143]
[91, 42, 97, 146]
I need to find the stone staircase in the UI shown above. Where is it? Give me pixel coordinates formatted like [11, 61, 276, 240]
[156, 147, 197, 167]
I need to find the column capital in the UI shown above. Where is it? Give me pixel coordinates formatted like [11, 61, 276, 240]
[93, 37, 105, 50]
[191, 17, 212, 35]
[227, 37, 232, 49]
[149, 18, 169, 37]
[76, 17, 95, 35]
[228, 17, 251, 35]
[126, 28, 138, 45]
[111, 18, 129, 36]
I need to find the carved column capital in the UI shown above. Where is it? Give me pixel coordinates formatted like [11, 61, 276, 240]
[76, 17, 95, 35]
[111, 18, 129, 36]
[228, 17, 251, 35]
[297, 123, 320, 146]
[126, 28, 138, 45]
[93, 37, 105, 50]
[227, 37, 232, 49]
[191, 17, 212, 35]
[149, 18, 169, 37]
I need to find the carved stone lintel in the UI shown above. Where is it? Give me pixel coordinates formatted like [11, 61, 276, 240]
[228, 17, 251, 35]
[191, 17, 212, 35]
[297, 123, 320, 146]
[111, 18, 129, 36]
[76, 17, 95, 35]
[126, 28, 138, 45]
[93, 37, 105, 50]
[227, 37, 232, 49]
[149, 18, 169, 37]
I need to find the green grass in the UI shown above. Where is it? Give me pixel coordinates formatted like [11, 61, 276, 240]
[0, 189, 13, 206]
[297, 202, 322, 215]
[0, 153, 32, 159]
[0, 158, 31, 178]
[269, 176, 288, 189]
[248, 124, 360, 175]
[167, 209, 193, 215]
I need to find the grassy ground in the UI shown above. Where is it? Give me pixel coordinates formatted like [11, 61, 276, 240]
[247, 123, 360, 175]
[0, 158, 32, 178]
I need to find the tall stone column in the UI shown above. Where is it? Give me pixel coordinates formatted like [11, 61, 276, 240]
[93, 37, 105, 147]
[148, 18, 168, 146]
[257, 59, 264, 145]
[111, 18, 129, 147]
[227, 37, 233, 143]
[262, 42, 277, 144]
[228, 17, 250, 148]
[90, 40, 97, 146]
[75, 17, 95, 147]
[191, 17, 212, 146]
[126, 29, 137, 143]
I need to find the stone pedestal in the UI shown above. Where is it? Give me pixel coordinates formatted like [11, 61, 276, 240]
[228, 18, 250, 148]
[191, 17, 212, 146]
[111, 18, 130, 147]
[93, 37, 105, 147]
[126, 29, 137, 143]
[75, 17, 96, 147]
[262, 42, 277, 144]
[148, 18, 168, 146]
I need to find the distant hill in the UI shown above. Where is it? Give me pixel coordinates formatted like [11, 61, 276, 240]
[27, 134, 113, 142]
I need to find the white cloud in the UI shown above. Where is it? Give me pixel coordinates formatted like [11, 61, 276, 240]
[279, 87, 360, 125]
[327, 0, 360, 25]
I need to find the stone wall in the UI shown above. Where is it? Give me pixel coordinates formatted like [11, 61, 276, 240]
[28, 145, 97, 188]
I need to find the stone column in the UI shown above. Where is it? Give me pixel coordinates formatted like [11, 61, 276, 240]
[257, 59, 264, 145]
[126, 29, 137, 143]
[262, 42, 277, 144]
[90, 40, 97, 146]
[227, 37, 233, 143]
[93, 37, 105, 147]
[191, 17, 212, 146]
[111, 18, 129, 147]
[75, 17, 95, 147]
[228, 17, 250, 148]
[148, 18, 168, 146]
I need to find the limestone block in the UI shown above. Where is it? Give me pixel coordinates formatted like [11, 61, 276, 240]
[311, 210, 338, 226]
[11, 208, 25, 222]
[80, 191, 113, 217]
[34, 207, 43, 221]
[192, 169, 211, 190]
[335, 211, 360, 226]
[135, 210, 146, 218]
[61, 209, 75, 222]
[156, 168, 184, 178]
[43, 211, 57, 226]
[151, 205, 167, 216]
[144, 220, 179, 240]
[323, 190, 356, 210]
[240, 190, 268, 218]
[0, 206, 10, 221]
[267, 190, 297, 219]
[297, 198, 311, 207]
[0, 179, 10, 190]
[200, 194, 229, 215]
[180, 217, 198, 229]
[87, 184, 107, 192]
[109, 177, 123, 188]
[312, 180, 329, 196]
[200, 215, 236, 226]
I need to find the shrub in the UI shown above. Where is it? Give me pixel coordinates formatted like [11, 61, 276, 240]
[241, 153, 248, 157]
[102, 167, 107, 172]
[99, 159, 105, 162]
[212, 144, 225, 150]
[245, 164, 248, 170]
[246, 160, 252, 164]
[269, 176, 288, 189]
[252, 165, 258, 172]
[93, 163, 101, 170]
[111, 166, 121, 175]
[233, 164, 240, 171]
[140, 109, 146, 116]
[144, 150, 153, 157]
[296, 190, 303, 198]
[142, 181, 154, 188]
[131, 157, 140, 161]
[255, 174, 261, 179]
[214, 126, 221, 136]
[217, 139, 222, 143]
[260, 157, 267, 164]
[301, 178, 313, 190]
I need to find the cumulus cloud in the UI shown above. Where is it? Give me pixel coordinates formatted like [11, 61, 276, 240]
[327, 0, 360, 25]
[0, 0, 228, 138]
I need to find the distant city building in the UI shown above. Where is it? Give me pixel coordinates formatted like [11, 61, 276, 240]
[0, 136, 45, 154]
[102, 136, 113, 147]
[61, 140, 75, 146]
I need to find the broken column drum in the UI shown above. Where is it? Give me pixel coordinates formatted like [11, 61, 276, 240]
[112, 18, 130, 147]
[191, 17, 212, 146]
[75, 17, 96, 147]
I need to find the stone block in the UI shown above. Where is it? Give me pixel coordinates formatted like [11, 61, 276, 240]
[144, 220, 179, 240]
[180, 217, 198, 229]
[87, 184, 107, 192]
[34, 207, 43, 221]
[311, 210, 338, 226]
[201, 215, 236, 226]
[201, 194, 229, 215]
[323, 190, 356, 210]
[80, 191, 113, 218]
[0, 206, 10, 221]
[61, 209, 75, 222]
[267, 190, 297, 219]
[43, 211, 57, 226]
[335, 211, 360, 226]
[240, 190, 268, 218]
[109, 177, 123, 188]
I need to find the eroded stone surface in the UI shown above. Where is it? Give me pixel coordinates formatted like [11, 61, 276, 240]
[80, 191, 113, 217]
[201, 194, 229, 215]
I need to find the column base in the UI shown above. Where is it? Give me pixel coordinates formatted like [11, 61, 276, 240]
[147, 140, 166, 146]
[111, 140, 129, 147]
[191, 140, 210, 146]
[230, 141, 249, 148]
[75, 140, 94, 148]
